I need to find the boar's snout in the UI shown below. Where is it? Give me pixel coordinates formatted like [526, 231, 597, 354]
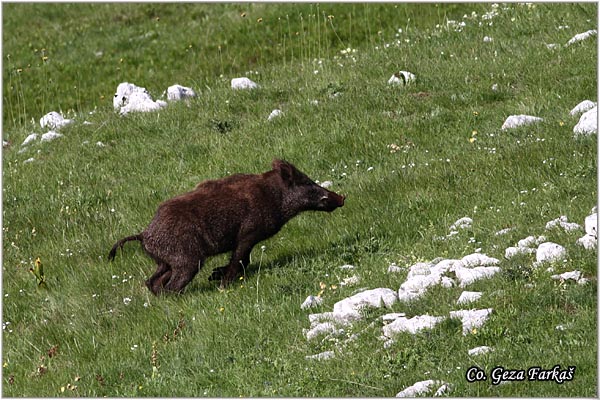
[319, 190, 345, 211]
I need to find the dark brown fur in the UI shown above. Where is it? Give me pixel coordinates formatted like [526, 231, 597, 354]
[108, 159, 345, 295]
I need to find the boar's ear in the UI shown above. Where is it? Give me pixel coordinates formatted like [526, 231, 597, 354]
[272, 159, 295, 183]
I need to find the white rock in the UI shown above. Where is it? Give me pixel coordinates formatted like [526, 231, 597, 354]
[23, 157, 35, 164]
[551, 270, 581, 281]
[308, 312, 353, 327]
[576, 234, 596, 250]
[388, 264, 402, 273]
[333, 288, 397, 320]
[267, 109, 283, 121]
[440, 277, 455, 288]
[576, 214, 597, 249]
[468, 346, 493, 356]
[452, 266, 501, 287]
[398, 274, 441, 302]
[114, 82, 167, 115]
[319, 181, 333, 189]
[383, 314, 446, 336]
[21, 133, 38, 147]
[434, 383, 451, 397]
[569, 100, 596, 116]
[113, 82, 144, 110]
[166, 84, 196, 101]
[340, 275, 360, 287]
[450, 308, 493, 335]
[457, 291, 482, 305]
[396, 380, 448, 397]
[305, 350, 335, 361]
[495, 227, 514, 236]
[120, 91, 166, 115]
[397, 259, 458, 300]
[584, 213, 597, 236]
[40, 111, 73, 130]
[433, 259, 458, 271]
[566, 29, 597, 46]
[455, 253, 500, 269]
[96, 141, 106, 147]
[231, 77, 258, 90]
[301, 295, 323, 310]
[545, 216, 582, 232]
[407, 262, 434, 278]
[450, 216, 473, 231]
[573, 107, 597, 136]
[388, 71, 416, 86]
[304, 322, 337, 341]
[40, 131, 63, 142]
[504, 246, 536, 259]
[535, 242, 567, 264]
[483, 36, 493, 42]
[517, 235, 547, 249]
[501, 114, 543, 130]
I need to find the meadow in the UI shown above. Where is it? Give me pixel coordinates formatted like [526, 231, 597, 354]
[2, 3, 597, 397]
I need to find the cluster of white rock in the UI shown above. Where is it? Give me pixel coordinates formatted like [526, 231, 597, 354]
[18, 111, 77, 162]
[576, 210, 597, 250]
[113, 82, 196, 115]
[396, 379, 450, 397]
[302, 207, 596, 396]
[500, 99, 597, 136]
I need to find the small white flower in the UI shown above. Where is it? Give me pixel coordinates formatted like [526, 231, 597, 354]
[123, 297, 132, 305]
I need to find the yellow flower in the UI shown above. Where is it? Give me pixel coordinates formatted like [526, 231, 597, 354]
[471, 130, 478, 136]
[469, 137, 476, 143]
[219, 307, 225, 312]
[257, 17, 263, 23]
[559, 121, 565, 126]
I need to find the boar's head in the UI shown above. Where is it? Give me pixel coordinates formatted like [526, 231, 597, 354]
[273, 159, 345, 214]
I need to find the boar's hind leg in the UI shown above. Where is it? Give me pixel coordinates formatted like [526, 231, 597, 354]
[146, 261, 172, 295]
[162, 262, 200, 294]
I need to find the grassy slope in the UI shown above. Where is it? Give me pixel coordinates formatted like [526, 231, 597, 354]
[2, 3, 597, 397]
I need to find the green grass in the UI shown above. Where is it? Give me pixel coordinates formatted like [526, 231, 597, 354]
[2, 2, 597, 397]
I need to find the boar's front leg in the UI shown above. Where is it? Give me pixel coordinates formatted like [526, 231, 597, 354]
[210, 241, 254, 286]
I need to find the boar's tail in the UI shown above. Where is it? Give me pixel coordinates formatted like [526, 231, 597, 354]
[108, 234, 143, 261]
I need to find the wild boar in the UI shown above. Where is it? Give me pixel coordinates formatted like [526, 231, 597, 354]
[108, 159, 345, 295]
